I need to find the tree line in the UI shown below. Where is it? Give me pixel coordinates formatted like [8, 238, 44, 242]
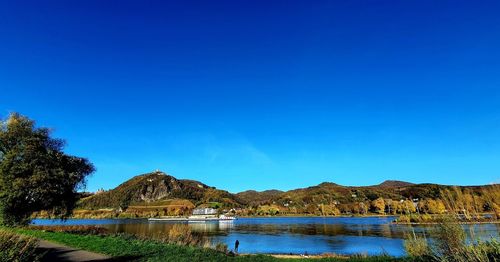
[235, 185, 500, 218]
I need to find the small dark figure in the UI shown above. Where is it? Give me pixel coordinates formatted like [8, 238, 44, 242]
[234, 240, 240, 254]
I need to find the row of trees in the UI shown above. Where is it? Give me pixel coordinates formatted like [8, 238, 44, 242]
[369, 198, 446, 215]
[239, 192, 499, 217]
[441, 186, 500, 219]
[238, 200, 420, 216]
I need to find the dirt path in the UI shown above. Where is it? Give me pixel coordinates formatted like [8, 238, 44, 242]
[37, 240, 112, 262]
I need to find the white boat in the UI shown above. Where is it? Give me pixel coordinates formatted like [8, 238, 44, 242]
[147, 217, 188, 222]
[148, 215, 236, 222]
[187, 214, 236, 222]
[218, 214, 237, 221]
[148, 207, 236, 222]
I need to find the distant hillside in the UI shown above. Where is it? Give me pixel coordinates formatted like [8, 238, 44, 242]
[77, 171, 497, 217]
[377, 180, 415, 188]
[236, 190, 283, 206]
[78, 171, 242, 209]
[266, 181, 408, 209]
[235, 181, 495, 213]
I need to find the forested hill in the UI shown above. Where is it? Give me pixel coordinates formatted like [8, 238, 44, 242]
[78, 171, 241, 209]
[79, 171, 497, 214]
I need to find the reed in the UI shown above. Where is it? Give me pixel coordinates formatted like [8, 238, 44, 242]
[0, 229, 40, 262]
[132, 224, 211, 248]
[404, 200, 500, 261]
[28, 225, 108, 235]
[404, 230, 430, 258]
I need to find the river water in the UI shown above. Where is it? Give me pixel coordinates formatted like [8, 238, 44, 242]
[32, 216, 500, 256]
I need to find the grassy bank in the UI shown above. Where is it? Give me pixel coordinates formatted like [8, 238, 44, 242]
[3, 226, 402, 262]
[393, 213, 498, 224]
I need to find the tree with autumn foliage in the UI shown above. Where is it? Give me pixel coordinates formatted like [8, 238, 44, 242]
[370, 197, 385, 214]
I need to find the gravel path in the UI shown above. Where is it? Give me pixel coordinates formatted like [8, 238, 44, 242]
[38, 240, 112, 262]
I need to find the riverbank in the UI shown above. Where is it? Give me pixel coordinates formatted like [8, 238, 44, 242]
[4, 226, 405, 261]
[239, 214, 396, 219]
[34, 212, 398, 220]
[392, 213, 498, 225]
[394, 221, 500, 225]
[34, 213, 499, 225]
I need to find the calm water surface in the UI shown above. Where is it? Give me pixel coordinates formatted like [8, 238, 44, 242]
[32, 217, 500, 256]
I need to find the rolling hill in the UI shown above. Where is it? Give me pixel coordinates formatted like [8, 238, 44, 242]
[377, 180, 415, 188]
[236, 190, 284, 206]
[77, 171, 498, 217]
[78, 171, 242, 209]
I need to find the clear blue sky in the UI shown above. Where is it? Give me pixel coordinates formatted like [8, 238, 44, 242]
[1, 1, 499, 193]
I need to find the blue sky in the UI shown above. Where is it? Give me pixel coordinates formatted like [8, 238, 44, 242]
[1, 1, 499, 193]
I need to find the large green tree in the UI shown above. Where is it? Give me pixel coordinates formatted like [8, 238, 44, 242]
[0, 113, 94, 225]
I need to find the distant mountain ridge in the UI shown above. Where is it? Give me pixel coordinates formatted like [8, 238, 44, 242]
[78, 170, 495, 210]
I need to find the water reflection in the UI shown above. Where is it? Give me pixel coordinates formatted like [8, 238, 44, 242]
[32, 217, 500, 256]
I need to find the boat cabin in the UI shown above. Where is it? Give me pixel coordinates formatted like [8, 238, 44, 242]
[192, 208, 217, 216]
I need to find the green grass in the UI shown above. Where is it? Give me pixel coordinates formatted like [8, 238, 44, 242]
[2, 227, 404, 262]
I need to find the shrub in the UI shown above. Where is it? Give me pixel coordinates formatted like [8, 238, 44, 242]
[432, 218, 466, 259]
[406, 216, 500, 262]
[0, 229, 40, 262]
[477, 238, 500, 261]
[404, 231, 430, 258]
[167, 224, 195, 245]
[215, 242, 228, 253]
[461, 239, 500, 262]
[146, 224, 209, 247]
[420, 214, 433, 222]
[397, 215, 411, 223]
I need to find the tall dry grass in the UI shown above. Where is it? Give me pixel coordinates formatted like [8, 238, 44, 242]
[137, 224, 212, 248]
[146, 224, 230, 254]
[28, 225, 108, 235]
[404, 188, 500, 261]
[0, 229, 40, 262]
[404, 230, 430, 258]
[405, 219, 499, 261]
